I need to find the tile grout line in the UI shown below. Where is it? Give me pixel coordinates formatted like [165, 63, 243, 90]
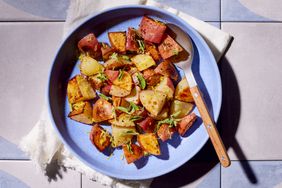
[0, 20, 65, 23]
[80, 173, 82, 188]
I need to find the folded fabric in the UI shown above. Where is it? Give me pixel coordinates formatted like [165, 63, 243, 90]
[20, 0, 232, 187]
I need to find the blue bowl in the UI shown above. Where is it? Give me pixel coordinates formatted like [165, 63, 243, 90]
[48, 5, 222, 180]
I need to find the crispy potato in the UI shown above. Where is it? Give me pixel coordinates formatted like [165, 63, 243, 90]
[157, 123, 175, 142]
[109, 85, 131, 97]
[90, 124, 111, 152]
[109, 113, 135, 128]
[108, 32, 126, 53]
[124, 85, 141, 104]
[111, 125, 136, 147]
[67, 75, 96, 104]
[177, 113, 197, 136]
[126, 27, 139, 52]
[112, 71, 132, 92]
[139, 16, 167, 44]
[154, 76, 175, 100]
[140, 90, 167, 116]
[79, 54, 104, 76]
[122, 143, 143, 164]
[170, 100, 194, 118]
[104, 57, 132, 70]
[137, 116, 155, 133]
[142, 69, 161, 87]
[77, 33, 101, 59]
[104, 70, 119, 83]
[88, 74, 104, 90]
[158, 34, 183, 59]
[68, 101, 93, 124]
[145, 42, 161, 61]
[131, 54, 156, 71]
[175, 77, 194, 102]
[92, 98, 114, 122]
[101, 84, 111, 95]
[137, 133, 161, 155]
[149, 105, 169, 120]
[101, 43, 115, 60]
[154, 60, 178, 81]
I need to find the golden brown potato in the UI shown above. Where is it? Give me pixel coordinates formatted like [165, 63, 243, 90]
[131, 54, 156, 71]
[145, 42, 161, 61]
[140, 90, 167, 116]
[170, 100, 194, 118]
[108, 32, 126, 53]
[109, 113, 135, 128]
[122, 143, 143, 164]
[149, 105, 169, 120]
[109, 85, 131, 97]
[92, 98, 114, 122]
[101, 43, 116, 60]
[124, 85, 141, 104]
[90, 124, 111, 152]
[67, 75, 96, 104]
[137, 133, 161, 155]
[157, 123, 175, 142]
[142, 69, 161, 87]
[68, 101, 93, 124]
[112, 71, 132, 92]
[177, 113, 197, 136]
[154, 60, 178, 81]
[111, 125, 136, 147]
[154, 76, 175, 100]
[174, 77, 194, 103]
[88, 74, 104, 90]
[79, 54, 104, 76]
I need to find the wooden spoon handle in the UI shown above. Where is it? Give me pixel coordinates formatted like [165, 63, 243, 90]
[190, 86, 231, 167]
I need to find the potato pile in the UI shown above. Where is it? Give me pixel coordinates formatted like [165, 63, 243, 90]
[67, 16, 197, 164]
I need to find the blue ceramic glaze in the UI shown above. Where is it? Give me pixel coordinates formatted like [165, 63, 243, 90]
[47, 5, 222, 180]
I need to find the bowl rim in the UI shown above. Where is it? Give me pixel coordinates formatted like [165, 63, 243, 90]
[47, 5, 222, 180]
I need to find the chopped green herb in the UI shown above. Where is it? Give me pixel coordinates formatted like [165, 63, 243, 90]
[130, 115, 143, 122]
[121, 55, 130, 61]
[137, 39, 145, 54]
[120, 130, 139, 136]
[118, 70, 124, 80]
[116, 106, 130, 114]
[112, 108, 117, 120]
[97, 72, 108, 81]
[157, 111, 182, 128]
[99, 93, 111, 101]
[144, 151, 150, 156]
[126, 142, 133, 154]
[137, 73, 146, 89]
[129, 102, 140, 113]
[109, 52, 118, 59]
[172, 49, 179, 56]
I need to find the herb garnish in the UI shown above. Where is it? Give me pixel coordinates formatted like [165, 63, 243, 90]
[118, 69, 124, 80]
[157, 111, 182, 128]
[109, 52, 118, 59]
[97, 72, 108, 81]
[137, 40, 145, 54]
[99, 93, 111, 101]
[137, 73, 146, 89]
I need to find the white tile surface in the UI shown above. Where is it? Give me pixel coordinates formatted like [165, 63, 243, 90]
[0, 160, 80, 188]
[0, 23, 64, 146]
[221, 23, 282, 160]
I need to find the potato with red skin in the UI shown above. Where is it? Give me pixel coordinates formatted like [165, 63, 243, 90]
[126, 27, 139, 52]
[101, 43, 115, 60]
[90, 124, 111, 152]
[122, 143, 144, 164]
[92, 98, 114, 122]
[104, 70, 119, 83]
[78, 33, 101, 59]
[137, 133, 161, 155]
[154, 60, 178, 81]
[139, 16, 167, 44]
[101, 84, 111, 95]
[142, 69, 161, 86]
[137, 116, 156, 133]
[177, 113, 197, 136]
[154, 76, 175, 100]
[157, 123, 176, 142]
[158, 34, 183, 59]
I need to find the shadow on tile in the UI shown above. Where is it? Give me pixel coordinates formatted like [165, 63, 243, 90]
[219, 56, 258, 185]
[45, 160, 67, 182]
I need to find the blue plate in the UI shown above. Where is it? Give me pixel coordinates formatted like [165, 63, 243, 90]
[48, 5, 222, 180]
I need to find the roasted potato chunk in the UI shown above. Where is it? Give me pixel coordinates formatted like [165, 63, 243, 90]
[140, 90, 167, 116]
[131, 54, 156, 71]
[175, 77, 194, 102]
[122, 143, 143, 164]
[108, 32, 126, 53]
[67, 75, 96, 104]
[149, 105, 169, 120]
[112, 71, 132, 92]
[79, 54, 104, 76]
[142, 69, 161, 87]
[154, 76, 175, 100]
[109, 85, 131, 97]
[77, 33, 101, 59]
[158, 34, 183, 59]
[92, 98, 114, 122]
[111, 125, 136, 147]
[137, 133, 161, 155]
[137, 116, 156, 133]
[170, 100, 194, 118]
[88, 74, 104, 90]
[177, 113, 197, 136]
[124, 85, 141, 104]
[145, 42, 161, 61]
[157, 123, 175, 142]
[139, 16, 166, 44]
[109, 113, 135, 128]
[126, 27, 139, 52]
[68, 101, 93, 124]
[154, 60, 178, 81]
[101, 43, 115, 60]
[90, 124, 111, 152]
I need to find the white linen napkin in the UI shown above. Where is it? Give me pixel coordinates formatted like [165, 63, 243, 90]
[19, 0, 232, 187]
